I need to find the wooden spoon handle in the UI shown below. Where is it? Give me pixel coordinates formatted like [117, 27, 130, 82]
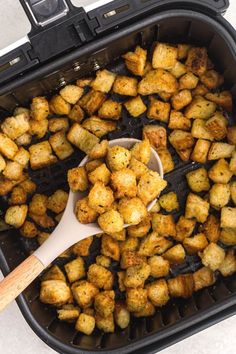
[0, 254, 44, 312]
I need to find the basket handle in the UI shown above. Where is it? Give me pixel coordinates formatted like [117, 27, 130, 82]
[0, 254, 44, 312]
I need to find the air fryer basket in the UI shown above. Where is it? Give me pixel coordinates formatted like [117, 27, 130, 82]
[0, 8, 236, 354]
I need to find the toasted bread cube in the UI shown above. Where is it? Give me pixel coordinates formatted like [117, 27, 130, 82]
[30, 96, 49, 120]
[175, 216, 196, 242]
[191, 119, 214, 141]
[126, 287, 147, 312]
[191, 139, 211, 163]
[82, 116, 116, 138]
[179, 72, 199, 90]
[95, 313, 114, 333]
[87, 264, 113, 290]
[171, 90, 192, 111]
[200, 215, 220, 243]
[208, 159, 232, 184]
[76, 77, 92, 87]
[49, 131, 74, 160]
[40, 280, 71, 306]
[231, 181, 236, 205]
[127, 215, 151, 238]
[220, 228, 236, 246]
[183, 233, 208, 255]
[200, 70, 224, 89]
[128, 157, 148, 180]
[117, 272, 126, 291]
[57, 305, 80, 323]
[143, 125, 167, 151]
[146, 279, 169, 307]
[73, 236, 93, 256]
[88, 182, 114, 214]
[227, 126, 236, 145]
[219, 250, 236, 277]
[29, 141, 57, 170]
[205, 112, 227, 141]
[123, 46, 147, 76]
[88, 163, 111, 185]
[9, 186, 27, 205]
[15, 133, 32, 146]
[0, 154, 6, 172]
[13, 147, 30, 167]
[72, 280, 99, 308]
[29, 194, 48, 216]
[91, 69, 116, 93]
[176, 148, 192, 162]
[124, 262, 150, 288]
[186, 167, 210, 193]
[120, 236, 139, 253]
[37, 231, 50, 245]
[193, 267, 215, 291]
[113, 75, 138, 96]
[114, 302, 130, 328]
[134, 301, 155, 318]
[29, 119, 48, 139]
[68, 167, 88, 192]
[43, 265, 66, 282]
[101, 234, 120, 261]
[209, 183, 230, 209]
[118, 197, 147, 225]
[108, 229, 126, 241]
[199, 243, 225, 271]
[29, 212, 55, 228]
[89, 140, 108, 160]
[75, 197, 98, 224]
[192, 83, 209, 96]
[138, 232, 173, 256]
[107, 145, 131, 171]
[47, 190, 68, 214]
[178, 44, 191, 60]
[0, 178, 16, 197]
[152, 213, 176, 238]
[138, 69, 178, 96]
[79, 89, 106, 115]
[147, 97, 170, 122]
[186, 47, 208, 76]
[50, 95, 71, 115]
[3, 161, 23, 180]
[48, 117, 69, 133]
[98, 210, 124, 234]
[159, 192, 179, 212]
[170, 61, 187, 78]
[67, 123, 99, 154]
[185, 96, 216, 119]
[120, 250, 146, 269]
[168, 110, 191, 131]
[124, 95, 147, 118]
[185, 193, 209, 223]
[168, 274, 194, 298]
[152, 43, 177, 70]
[169, 130, 195, 150]
[208, 142, 234, 160]
[0, 133, 18, 159]
[138, 170, 167, 206]
[131, 140, 151, 165]
[111, 168, 137, 198]
[1, 114, 30, 140]
[157, 148, 175, 174]
[5, 205, 28, 228]
[221, 207, 236, 228]
[60, 85, 83, 104]
[14, 107, 30, 119]
[158, 91, 172, 102]
[96, 255, 111, 268]
[20, 220, 38, 238]
[98, 99, 122, 120]
[229, 151, 236, 173]
[148, 255, 170, 278]
[163, 244, 185, 264]
[94, 290, 115, 317]
[206, 90, 233, 113]
[68, 104, 84, 122]
[65, 257, 85, 283]
[20, 179, 36, 194]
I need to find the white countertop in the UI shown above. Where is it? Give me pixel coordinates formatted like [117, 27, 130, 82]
[0, 0, 236, 353]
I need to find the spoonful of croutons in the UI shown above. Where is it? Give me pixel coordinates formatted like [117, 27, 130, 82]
[0, 138, 166, 312]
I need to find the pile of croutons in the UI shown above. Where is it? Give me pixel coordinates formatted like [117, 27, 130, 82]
[1, 41, 236, 336]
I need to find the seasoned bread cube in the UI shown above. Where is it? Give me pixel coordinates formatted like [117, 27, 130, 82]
[123, 46, 147, 76]
[157, 148, 175, 174]
[0, 154, 6, 172]
[88, 163, 111, 185]
[30, 96, 49, 120]
[185, 96, 216, 119]
[96, 255, 111, 268]
[199, 243, 225, 271]
[208, 159, 233, 184]
[20, 220, 38, 238]
[108, 229, 126, 241]
[20, 179, 36, 194]
[171, 90, 192, 111]
[9, 186, 27, 205]
[193, 267, 215, 291]
[43, 265, 66, 282]
[175, 216, 196, 242]
[152, 213, 176, 238]
[192, 83, 209, 96]
[113, 76, 138, 96]
[91, 69, 116, 93]
[114, 302, 130, 329]
[101, 234, 120, 261]
[94, 290, 115, 317]
[111, 168, 137, 198]
[147, 97, 170, 122]
[186, 47, 208, 76]
[76, 78, 92, 88]
[143, 125, 167, 151]
[37, 231, 50, 245]
[177, 44, 191, 60]
[183, 233, 208, 255]
[89, 140, 108, 159]
[60, 85, 83, 104]
[79, 89, 106, 115]
[168, 111, 191, 131]
[68, 167, 88, 192]
[30, 118, 49, 139]
[163, 244, 186, 264]
[88, 181, 114, 214]
[118, 197, 147, 225]
[3, 161, 23, 180]
[169, 130, 195, 150]
[29, 194, 48, 216]
[29, 141, 57, 170]
[15, 133, 32, 146]
[120, 236, 139, 253]
[117, 271, 126, 291]
[95, 313, 114, 333]
[229, 151, 236, 173]
[98, 99, 122, 120]
[138, 170, 167, 206]
[179, 72, 199, 90]
[209, 183, 230, 209]
[14, 147, 30, 167]
[68, 104, 84, 122]
[72, 280, 99, 308]
[219, 228, 236, 246]
[29, 212, 55, 229]
[1, 114, 30, 140]
[159, 192, 179, 212]
[208, 142, 235, 160]
[127, 215, 151, 238]
[205, 112, 227, 140]
[57, 306, 80, 323]
[186, 167, 210, 193]
[82, 116, 116, 138]
[49, 131, 74, 160]
[0, 133, 18, 159]
[191, 139, 211, 164]
[14, 107, 30, 119]
[5, 204, 28, 228]
[67, 123, 99, 154]
[120, 251, 146, 269]
[126, 288, 147, 312]
[176, 148, 192, 162]
[191, 119, 214, 141]
[205, 90, 233, 113]
[107, 145, 131, 171]
[170, 61, 187, 78]
[123, 262, 150, 288]
[231, 181, 236, 205]
[73, 236, 93, 256]
[75, 197, 98, 224]
[98, 210, 124, 233]
[129, 157, 148, 179]
[47, 190, 68, 214]
[65, 257, 85, 283]
[40, 280, 71, 306]
[138, 232, 173, 256]
[50, 95, 71, 115]
[146, 279, 169, 307]
[138, 69, 178, 95]
[219, 250, 236, 277]
[124, 95, 147, 117]
[200, 215, 220, 243]
[185, 193, 209, 223]
[152, 43, 177, 70]
[227, 126, 236, 145]
[134, 301, 155, 318]
[200, 70, 224, 89]
[168, 274, 194, 298]
[87, 264, 113, 290]
[148, 255, 170, 278]
[131, 140, 151, 165]
[48, 117, 69, 133]
[221, 207, 236, 228]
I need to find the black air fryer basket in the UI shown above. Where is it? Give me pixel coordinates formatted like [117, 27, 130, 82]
[0, 0, 236, 353]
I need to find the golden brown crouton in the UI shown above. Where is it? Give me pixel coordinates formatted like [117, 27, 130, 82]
[120, 236, 139, 253]
[231, 181, 236, 205]
[49, 131, 74, 160]
[192, 83, 209, 96]
[9, 186, 27, 205]
[98, 210, 124, 234]
[43, 265, 66, 282]
[40, 280, 71, 306]
[95, 313, 114, 333]
[101, 234, 120, 261]
[175, 216, 196, 242]
[148, 255, 170, 278]
[170, 61, 187, 78]
[72, 280, 99, 308]
[152, 213, 176, 237]
[176, 148, 192, 162]
[159, 192, 179, 212]
[5, 204, 28, 228]
[138, 170, 167, 206]
[143, 125, 167, 152]
[205, 112, 228, 141]
[72, 236, 93, 256]
[208, 159, 233, 184]
[3, 161, 23, 180]
[219, 250, 236, 277]
[14, 107, 30, 119]
[124, 95, 147, 118]
[138, 69, 178, 95]
[118, 197, 147, 225]
[113, 75, 138, 96]
[114, 302, 130, 328]
[199, 243, 225, 271]
[186, 167, 210, 193]
[50, 95, 71, 115]
[96, 255, 111, 268]
[163, 244, 186, 264]
[98, 99, 122, 120]
[191, 119, 214, 141]
[186, 47, 208, 76]
[127, 215, 151, 238]
[79, 89, 106, 115]
[19, 179, 36, 194]
[48, 117, 69, 133]
[87, 264, 113, 290]
[13, 147, 30, 167]
[1, 114, 30, 140]
[123, 46, 147, 76]
[221, 207, 236, 228]
[0, 133, 18, 159]
[147, 97, 170, 122]
[178, 44, 191, 60]
[29, 141, 57, 170]
[75, 313, 95, 335]
[68, 167, 88, 192]
[128, 157, 148, 180]
[183, 233, 208, 255]
[57, 305, 80, 323]
[146, 279, 169, 307]
[138, 232, 173, 257]
[219, 228, 236, 246]
[171, 90, 192, 111]
[94, 290, 115, 317]
[208, 142, 235, 160]
[168, 274, 194, 298]
[75, 197, 98, 224]
[191, 139, 211, 163]
[65, 257, 85, 283]
[200, 70, 224, 89]
[30, 96, 49, 120]
[193, 267, 215, 291]
[82, 116, 116, 138]
[60, 85, 83, 104]
[209, 183, 230, 209]
[108, 229, 126, 241]
[200, 215, 220, 243]
[29, 119, 48, 139]
[169, 130, 195, 150]
[68, 103, 84, 122]
[29, 212, 55, 229]
[20, 220, 38, 238]
[117, 272, 126, 292]
[111, 168, 137, 198]
[134, 301, 155, 318]
[230, 151, 236, 173]
[91, 69, 116, 93]
[76, 78, 92, 87]
[185, 193, 210, 223]
[152, 43, 177, 70]
[67, 123, 99, 154]
[89, 140, 108, 160]
[15, 133, 32, 146]
[0, 154, 6, 172]
[124, 262, 150, 288]
[107, 145, 131, 171]
[168, 110, 191, 131]
[120, 251, 146, 269]
[88, 181, 114, 214]
[227, 126, 236, 145]
[47, 190, 68, 214]
[179, 72, 199, 90]
[157, 148, 175, 174]
[88, 163, 111, 185]
[185, 96, 216, 120]
[29, 194, 48, 216]
[126, 287, 147, 312]
[206, 90, 233, 113]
